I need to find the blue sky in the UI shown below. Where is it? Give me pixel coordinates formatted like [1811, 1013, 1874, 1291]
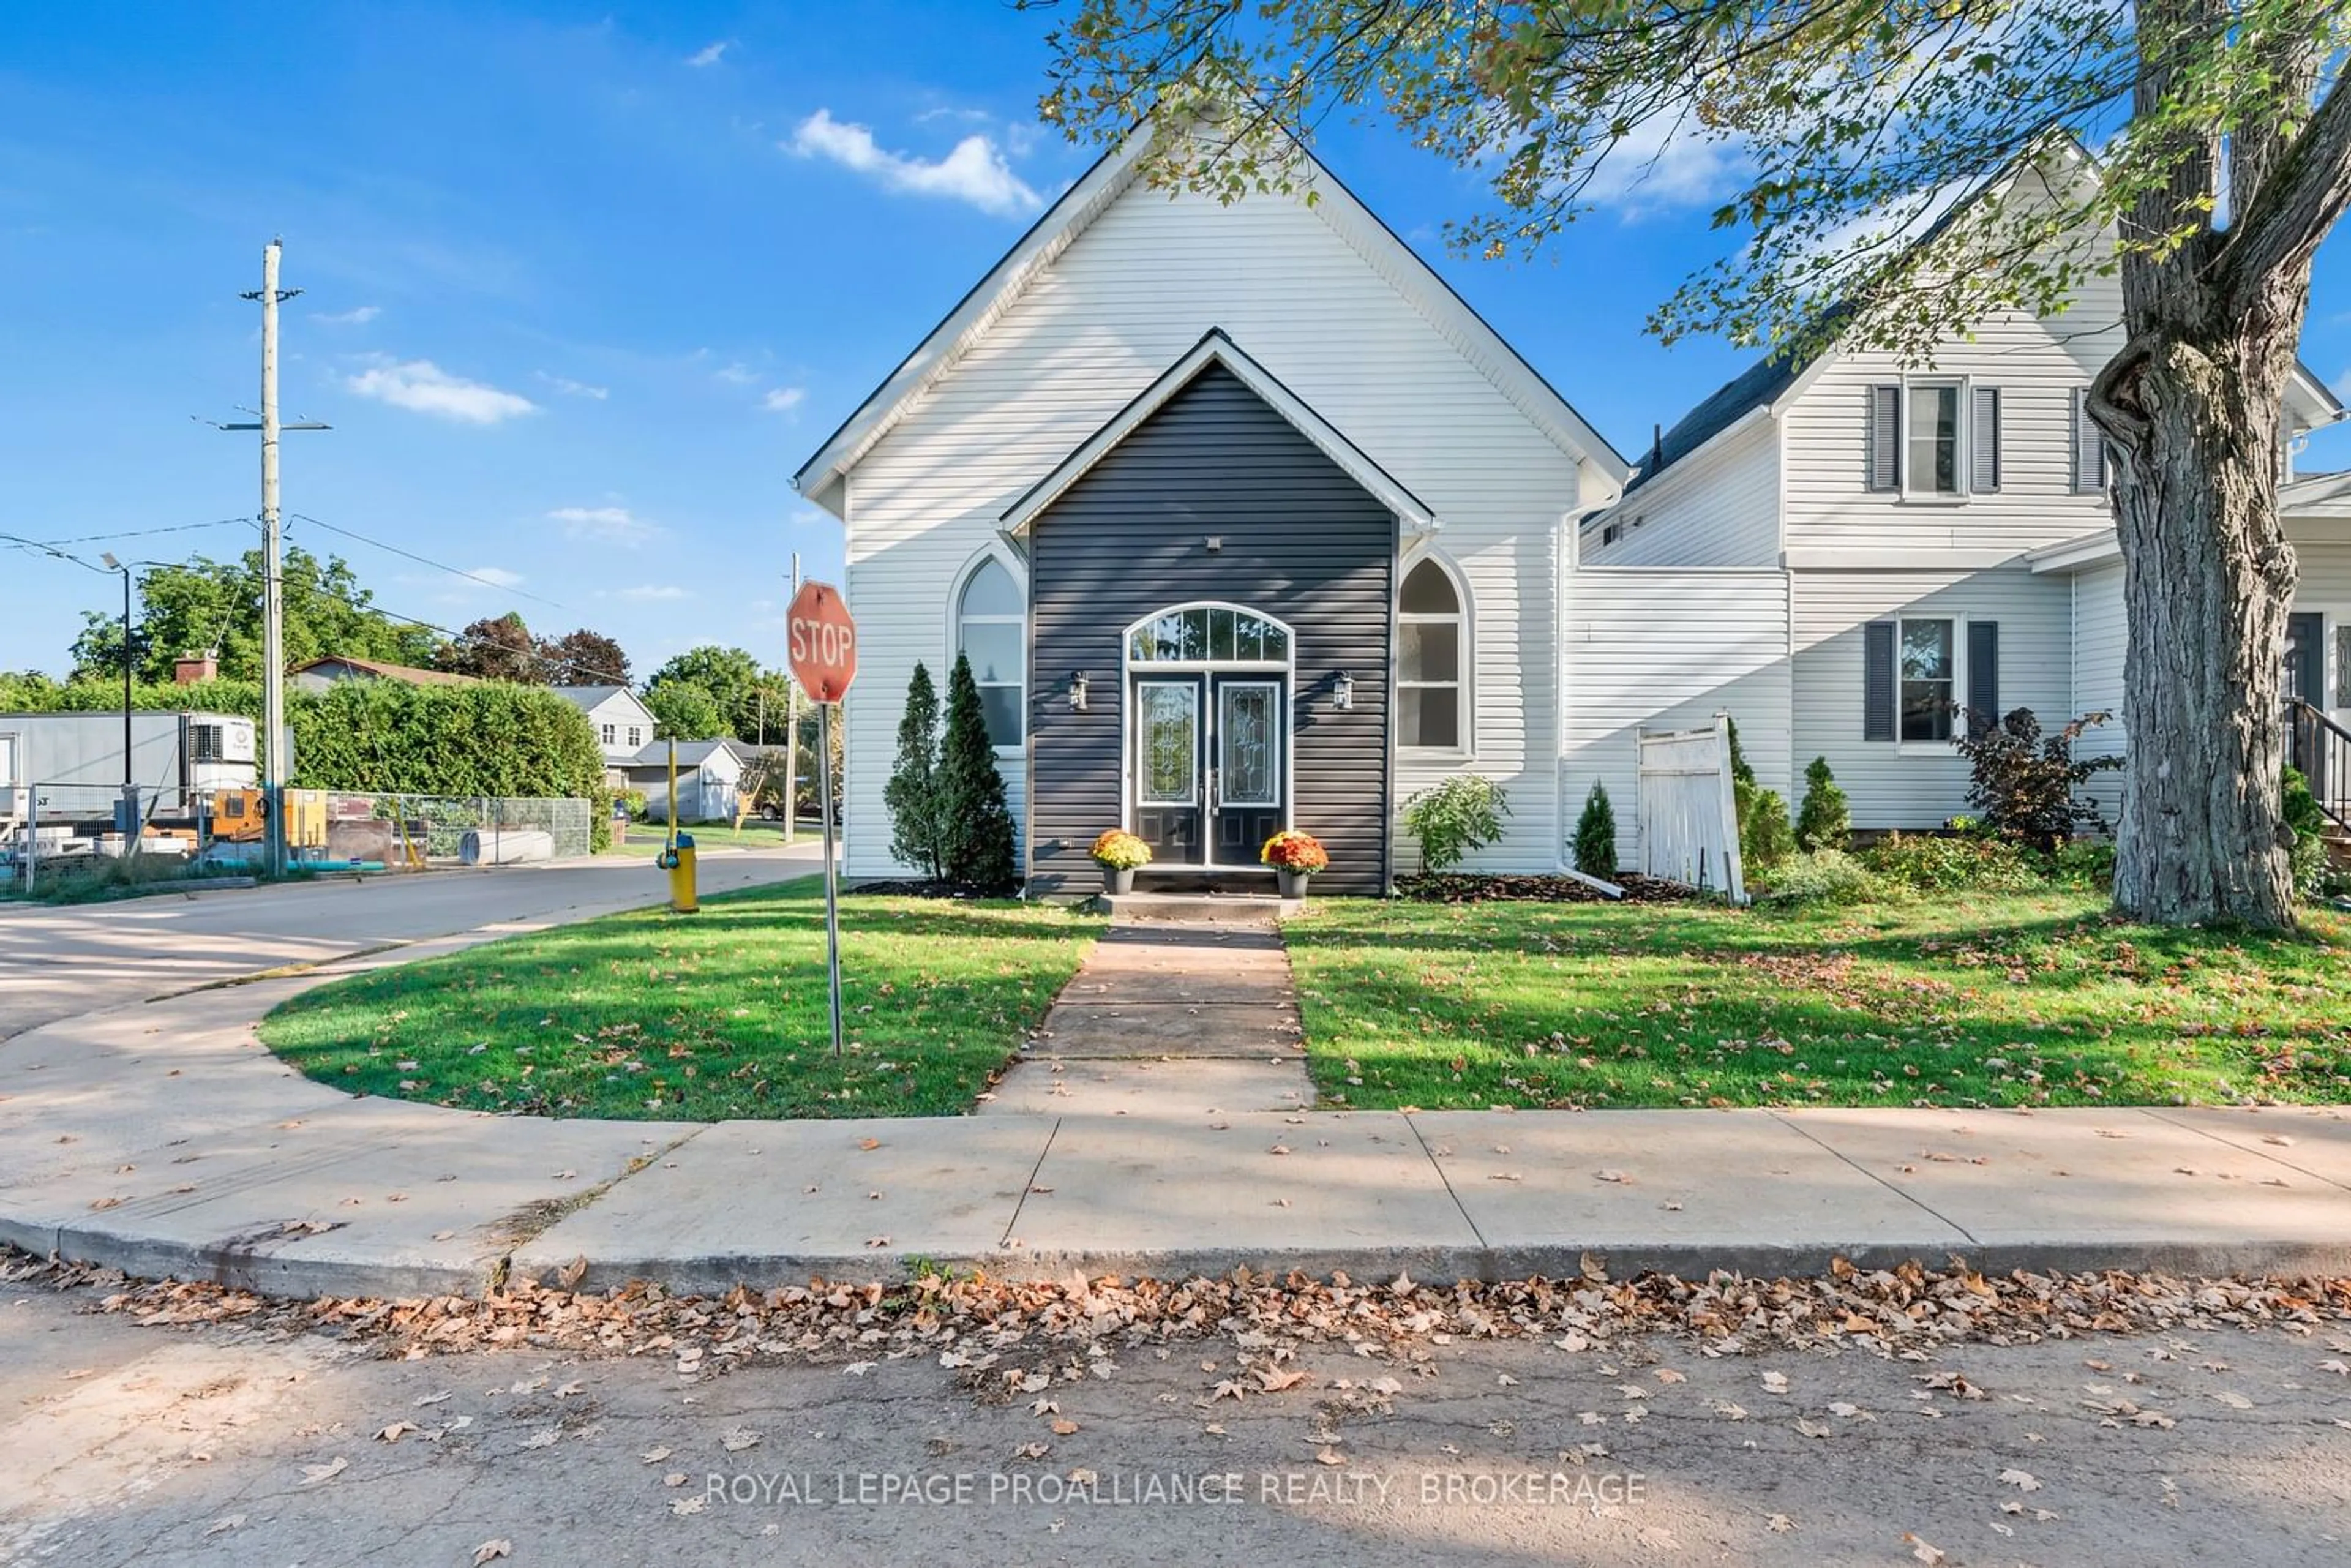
[6, 2, 2351, 681]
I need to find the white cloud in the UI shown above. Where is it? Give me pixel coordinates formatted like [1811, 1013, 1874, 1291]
[467, 566, 525, 588]
[687, 39, 730, 67]
[537, 372, 609, 400]
[715, 362, 760, 385]
[617, 583, 691, 601]
[1577, 112, 1748, 221]
[787, 108, 1043, 217]
[549, 505, 661, 546]
[760, 386, 808, 415]
[314, 304, 381, 326]
[345, 358, 537, 424]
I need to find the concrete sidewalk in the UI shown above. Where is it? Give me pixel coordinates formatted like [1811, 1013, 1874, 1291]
[4, 875, 2349, 1300]
[5, 970, 2350, 1297]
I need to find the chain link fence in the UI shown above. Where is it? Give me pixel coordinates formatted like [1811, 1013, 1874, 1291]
[5, 784, 592, 888]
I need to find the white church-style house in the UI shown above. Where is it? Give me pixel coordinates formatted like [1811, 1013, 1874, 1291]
[791, 127, 2347, 896]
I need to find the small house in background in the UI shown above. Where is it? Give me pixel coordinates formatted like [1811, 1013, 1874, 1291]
[552, 686, 659, 776]
[290, 656, 481, 692]
[627, 737, 751, 824]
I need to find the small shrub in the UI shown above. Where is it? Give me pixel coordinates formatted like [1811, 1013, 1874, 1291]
[1861, 831, 2044, 895]
[1954, 708, 2121, 850]
[1572, 781, 1617, 876]
[2050, 837, 2117, 889]
[619, 788, 650, 820]
[1795, 757, 1850, 852]
[883, 662, 943, 878]
[1406, 776, 1512, 873]
[1742, 787, 1796, 871]
[1754, 849, 1884, 907]
[2283, 766, 2331, 901]
[937, 654, 1016, 893]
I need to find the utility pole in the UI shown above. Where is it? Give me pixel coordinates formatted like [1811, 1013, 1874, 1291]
[220, 240, 326, 877]
[784, 553, 801, 844]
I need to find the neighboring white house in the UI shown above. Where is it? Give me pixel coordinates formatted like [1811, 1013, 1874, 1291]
[791, 126, 2343, 890]
[553, 686, 658, 773]
[626, 738, 750, 825]
[1583, 141, 2344, 846]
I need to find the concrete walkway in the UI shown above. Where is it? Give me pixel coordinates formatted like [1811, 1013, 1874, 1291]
[4, 873, 2351, 1300]
[982, 907, 1313, 1116]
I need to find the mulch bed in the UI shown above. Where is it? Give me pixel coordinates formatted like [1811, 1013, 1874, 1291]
[844, 879, 996, 900]
[1396, 873, 1704, 906]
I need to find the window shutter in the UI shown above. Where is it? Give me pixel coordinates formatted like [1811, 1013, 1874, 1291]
[2072, 388, 2108, 492]
[2338, 625, 2351, 708]
[1971, 386, 2001, 493]
[1866, 385, 1901, 491]
[1864, 621, 1897, 741]
[1967, 621, 2001, 735]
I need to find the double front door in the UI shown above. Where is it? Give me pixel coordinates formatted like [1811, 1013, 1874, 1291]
[1131, 675, 1284, 867]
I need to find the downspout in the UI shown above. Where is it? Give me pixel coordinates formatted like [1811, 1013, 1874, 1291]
[1557, 460, 1622, 872]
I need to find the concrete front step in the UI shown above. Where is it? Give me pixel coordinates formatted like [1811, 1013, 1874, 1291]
[1093, 891, 1301, 921]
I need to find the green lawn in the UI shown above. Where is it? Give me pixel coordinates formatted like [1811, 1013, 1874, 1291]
[261, 879, 1101, 1119]
[1283, 890, 2351, 1111]
[604, 819, 801, 858]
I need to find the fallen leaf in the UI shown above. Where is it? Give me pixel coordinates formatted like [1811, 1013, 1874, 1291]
[1905, 1533, 1946, 1564]
[671, 1496, 705, 1517]
[2000, 1468, 2041, 1492]
[858, 1138, 881, 1151]
[723, 1428, 762, 1452]
[473, 1542, 512, 1565]
[663, 1472, 688, 1487]
[1314, 1448, 1346, 1466]
[1594, 1168, 1632, 1184]
[205, 1515, 246, 1536]
[300, 1457, 348, 1486]
[376, 1422, 419, 1442]
[521, 1430, 560, 1450]
[1051, 1418, 1079, 1436]
[640, 1446, 672, 1463]
[1764, 1514, 1795, 1533]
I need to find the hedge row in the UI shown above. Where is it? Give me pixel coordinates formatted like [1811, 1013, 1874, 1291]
[1, 675, 610, 849]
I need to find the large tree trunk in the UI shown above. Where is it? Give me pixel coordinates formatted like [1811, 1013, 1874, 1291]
[2088, 0, 2350, 929]
[2102, 337, 2298, 927]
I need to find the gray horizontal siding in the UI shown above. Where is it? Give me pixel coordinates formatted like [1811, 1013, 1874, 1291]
[1028, 363, 1394, 895]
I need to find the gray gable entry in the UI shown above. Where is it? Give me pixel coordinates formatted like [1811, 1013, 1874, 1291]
[1024, 361, 1396, 897]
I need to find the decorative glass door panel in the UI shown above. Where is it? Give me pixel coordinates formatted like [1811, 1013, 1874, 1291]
[1210, 678, 1284, 865]
[1132, 680, 1202, 863]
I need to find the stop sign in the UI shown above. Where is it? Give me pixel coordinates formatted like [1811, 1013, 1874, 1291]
[787, 580, 858, 703]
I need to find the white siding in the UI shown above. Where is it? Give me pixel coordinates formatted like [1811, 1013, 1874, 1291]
[842, 181, 1589, 880]
[1564, 569, 1793, 871]
[1778, 278, 2123, 558]
[2068, 560, 2128, 823]
[1587, 418, 1780, 567]
[1791, 568, 2073, 829]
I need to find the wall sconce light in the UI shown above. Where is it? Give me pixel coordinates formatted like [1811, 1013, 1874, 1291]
[1204, 535, 1223, 553]
[1332, 670, 1355, 711]
[1068, 670, 1089, 712]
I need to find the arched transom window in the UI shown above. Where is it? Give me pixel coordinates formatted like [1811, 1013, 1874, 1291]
[958, 557, 1024, 748]
[1398, 558, 1465, 750]
[1126, 605, 1291, 666]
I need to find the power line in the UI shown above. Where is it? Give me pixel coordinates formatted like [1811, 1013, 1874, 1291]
[288, 510, 568, 610]
[6, 518, 257, 549]
[0, 530, 111, 575]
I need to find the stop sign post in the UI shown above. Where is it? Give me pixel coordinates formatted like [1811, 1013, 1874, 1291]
[788, 581, 857, 1057]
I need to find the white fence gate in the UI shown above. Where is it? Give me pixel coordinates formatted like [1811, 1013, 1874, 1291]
[1635, 713, 1747, 902]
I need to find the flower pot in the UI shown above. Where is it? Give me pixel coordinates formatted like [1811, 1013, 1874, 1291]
[1277, 868, 1311, 899]
[1100, 865, 1136, 895]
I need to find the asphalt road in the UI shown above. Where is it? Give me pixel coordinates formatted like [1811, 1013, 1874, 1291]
[0, 848, 819, 1041]
[3, 1276, 2347, 1566]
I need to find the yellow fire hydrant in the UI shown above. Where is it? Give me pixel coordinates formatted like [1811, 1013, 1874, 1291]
[658, 832, 698, 913]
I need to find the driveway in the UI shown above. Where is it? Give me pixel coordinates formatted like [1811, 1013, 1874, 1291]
[0, 847, 819, 1041]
